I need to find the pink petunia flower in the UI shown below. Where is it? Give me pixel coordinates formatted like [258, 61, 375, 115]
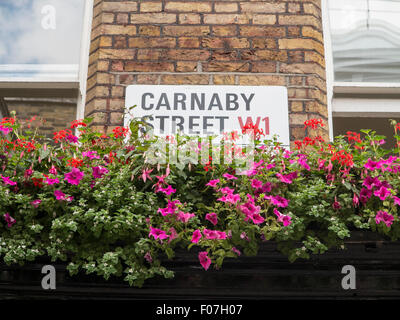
[276, 171, 298, 184]
[31, 200, 41, 208]
[374, 186, 391, 201]
[66, 135, 78, 143]
[250, 213, 265, 224]
[45, 177, 59, 185]
[158, 185, 176, 195]
[362, 176, 380, 190]
[2, 176, 17, 186]
[157, 199, 181, 216]
[82, 151, 100, 160]
[206, 179, 220, 187]
[54, 190, 66, 201]
[92, 166, 109, 179]
[393, 196, 400, 206]
[364, 158, 382, 171]
[359, 188, 372, 204]
[266, 195, 289, 208]
[177, 211, 195, 223]
[251, 179, 263, 189]
[219, 187, 235, 195]
[232, 247, 241, 256]
[191, 230, 202, 243]
[0, 125, 12, 135]
[205, 212, 218, 226]
[203, 229, 227, 240]
[375, 210, 394, 227]
[3, 213, 16, 228]
[223, 173, 237, 180]
[149, 226, 169, 240]
[198, 251, 211, 271]
[273, 208, 292, 227]
[64, 168, 84, 185]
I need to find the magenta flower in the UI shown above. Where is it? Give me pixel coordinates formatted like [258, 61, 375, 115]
[359, 188, 372, 204]
[82, 151, 100, 160]
[66, 135, 78, 143]
[206, 179, 220, 187]
[297, 155, 310, 171]
[278, 214, 292, 227]
[217, 193, 240, 205]
[198, 251, 211, 271]
[177, 211, 195, 223]
[31, 199, 41, 208]
[54, 190, 66, 201]
[375, 211, 394, 227]
[159, 185, 176, 195]
[24, 169, 33, 178]
[364, 158, 382, 171]
[374, 186, 391, 201]
[266, 195, 289, 208]
[45, 177, 59, 185]
[0, 125, 12, 135]
[393, 196, 400, 206]
[250, 213, 265, 224]
[219, 187, 234, 195]
[232, 247, 241, 256]
[332, 200, 341, 210]
[157, 199, 181, 216]
[203, 229, 219, 240]
[149, 226, 169, 240]
[205, 212, 218, 226]
[3, 213, 16, 228]
[92, 166, 109, 179]
[191, 230, 202, 243]
[49, 166, 58, 175]
[64, 168, 84, 185]
[276, 171, 298, 184]
[251, 179, 263, 189]
[203, 229, 227, 240]
[240, 202, 261, 220]
[274, 208, 292, 227]
[2, 176, 17, 186]
[223, 173, 237, 180]
[362, 176, 380, 190]
[168, 227, 178, 243]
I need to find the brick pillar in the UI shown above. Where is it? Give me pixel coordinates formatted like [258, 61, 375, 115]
[85, 0, 328, 141]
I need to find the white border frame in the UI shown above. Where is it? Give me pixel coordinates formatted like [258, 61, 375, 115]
[76, 0, 94, 121]
[321, 0, 335, 141]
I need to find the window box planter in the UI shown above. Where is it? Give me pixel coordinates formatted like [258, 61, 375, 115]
[1, 231, 399, 300]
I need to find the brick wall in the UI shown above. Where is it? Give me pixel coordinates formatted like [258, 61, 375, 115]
[5, 98, 77, 139]
[86, 0, 328, 141]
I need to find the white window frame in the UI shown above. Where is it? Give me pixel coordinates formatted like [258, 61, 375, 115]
[0, 0, 94, 122]
[322, 0, 400, 136]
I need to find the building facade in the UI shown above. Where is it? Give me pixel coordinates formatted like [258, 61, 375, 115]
[0, 0, 399, 144]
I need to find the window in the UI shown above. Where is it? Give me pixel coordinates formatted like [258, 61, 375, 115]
[324, 0, 400, 144]
[0, 0, 93, 137]
[328, 0, 400, 83]
[0, 0, 85, 82]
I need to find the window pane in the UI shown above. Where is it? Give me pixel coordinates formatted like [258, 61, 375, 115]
[0, 0, 85, 81]
[329, 0, 400, 82]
